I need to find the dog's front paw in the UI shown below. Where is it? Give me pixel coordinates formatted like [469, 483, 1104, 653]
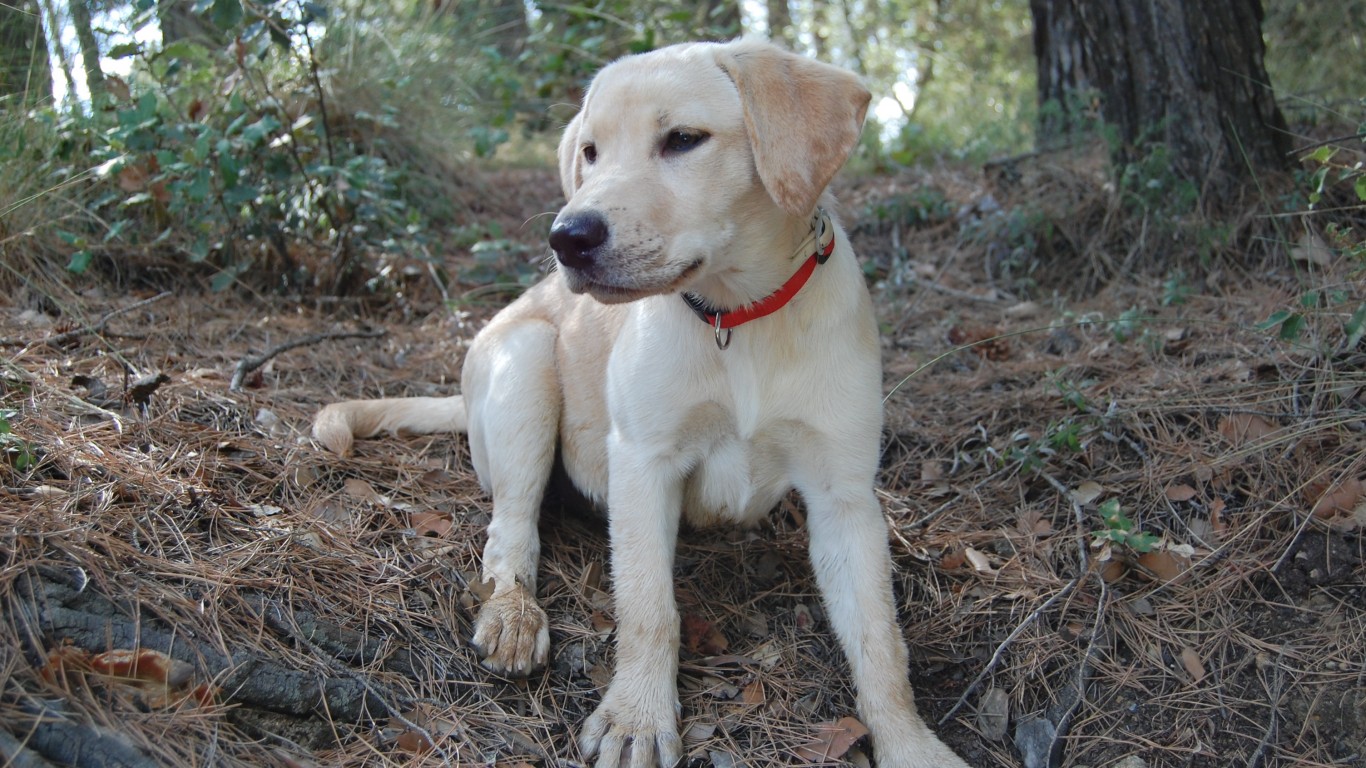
[471, 581, 549, 676]
[580, 690, 681, 768]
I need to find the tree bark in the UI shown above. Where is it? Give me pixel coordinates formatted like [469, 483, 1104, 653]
[766, 0, 793, 46]
[0, 0, 52, 102]
[67, 0, 104, 98]
[1029, 0, 1290, 208]
[38, 0, 78, 107]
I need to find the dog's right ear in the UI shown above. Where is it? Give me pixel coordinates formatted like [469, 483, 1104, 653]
[557, 111, 584, 202]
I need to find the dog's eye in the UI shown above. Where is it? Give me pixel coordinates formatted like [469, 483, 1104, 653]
[663, 130, 709, 155]
[582, 144, 597, 164]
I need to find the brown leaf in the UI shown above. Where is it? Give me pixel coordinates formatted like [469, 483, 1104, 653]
[343, 477, 378, 503]
[1217, 413, 1279, 448]
[948, 325, 1011, 361]
[939, 550, 966, 570]
[682, 613, 728, 656]
[411, 511, 452, 538]
[1179, 646, 1206, 683]
[1310, 477, 1364, 519]
[1165, 483, 1198, 502]
[89, 648, 194, 688]
[1137, 549, 1188, 583]
[589, 610, 615, 634]
[740, 679, 765, 706]
[795, 716, 870, 762]
[118, 163, 149, 192]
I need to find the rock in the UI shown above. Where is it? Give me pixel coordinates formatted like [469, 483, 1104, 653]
[977, 686, 1010, 741]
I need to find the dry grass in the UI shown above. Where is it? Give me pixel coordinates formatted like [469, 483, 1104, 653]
[1, 162, 1363, 768]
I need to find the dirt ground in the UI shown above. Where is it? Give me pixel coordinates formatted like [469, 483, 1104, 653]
[1, 162, 1363, 768]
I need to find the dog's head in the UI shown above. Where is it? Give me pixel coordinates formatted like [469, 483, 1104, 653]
[548, 39, 870, 305]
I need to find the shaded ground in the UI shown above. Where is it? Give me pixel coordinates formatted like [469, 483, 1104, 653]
[1, 161, 1364, 768]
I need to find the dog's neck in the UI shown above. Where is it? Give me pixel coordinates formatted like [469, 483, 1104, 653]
[680, 208, 834, 349]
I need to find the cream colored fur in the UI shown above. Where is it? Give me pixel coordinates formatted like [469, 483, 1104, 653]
[314, 39, 969, 768]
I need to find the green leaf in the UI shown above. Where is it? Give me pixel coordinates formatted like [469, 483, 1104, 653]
[1126, 530, 1159, 553]
[210, 0, 243, 30]
[241, 115, 281, 146]
[1279, 313, 1306, 341]
[109, 42, 141, 59]
[1256, 309, 1292, 332]
[67, 250, 93, 274]
[1345, 304, 1366, 349]
[1355, 174, 1366, 202]
[1306, 146, 1337, 164]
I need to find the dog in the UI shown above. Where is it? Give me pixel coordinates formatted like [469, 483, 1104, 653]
[313, 39, 970, 768]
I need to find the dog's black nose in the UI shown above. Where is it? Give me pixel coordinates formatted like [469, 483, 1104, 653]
[549, 212, 608, 270]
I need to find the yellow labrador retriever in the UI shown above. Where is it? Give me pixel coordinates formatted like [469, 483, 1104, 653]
[314, 39, 969, 768]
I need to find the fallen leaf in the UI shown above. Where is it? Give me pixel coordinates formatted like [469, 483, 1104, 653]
[1310, 477, 1364, 519]
[976, 687, 1010, 741]
[1137, 549, 1188, 583]
[1165, 483, 1198, 502]
[963, 547, 995, 574]
[411, 511, 452, 537]
[682, 614, 728, 656]
[948, 325, 1011, 361]
[343, 477, 378, 503]
[1291, 230, 1334, 266]
[795, 716, 870, 762]
[1099, 559, 1127, 583]
[1179, 646, 1206, 683]
[741, 679, 765, 706]
[939, 550, 966, 570]
[1217, 413, 1279, 448]
[1071, 481, 1104, 505]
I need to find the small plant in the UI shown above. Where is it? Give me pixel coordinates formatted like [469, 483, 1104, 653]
[0, 411, 35, 471]
[1092, 498, 1159, 553]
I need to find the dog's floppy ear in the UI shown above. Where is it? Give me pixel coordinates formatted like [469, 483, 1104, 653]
[557, 111, 584, 202]
[713, 40, 871, 218]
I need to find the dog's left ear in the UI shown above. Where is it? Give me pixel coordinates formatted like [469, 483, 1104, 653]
[713, 40, 871, 218]
[557, 111, 584, 202]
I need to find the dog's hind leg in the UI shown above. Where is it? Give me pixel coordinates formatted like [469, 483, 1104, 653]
[462, 318, 560, 676]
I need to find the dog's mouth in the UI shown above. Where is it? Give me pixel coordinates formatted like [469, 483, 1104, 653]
[566, 259, 704, 304]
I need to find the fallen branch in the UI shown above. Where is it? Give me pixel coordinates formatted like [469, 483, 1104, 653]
[229, 329, 385, 392]
[4, 292, 173, 349]
[940, 469, 1095, 726]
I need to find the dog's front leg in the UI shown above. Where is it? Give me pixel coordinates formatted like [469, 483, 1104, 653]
[580, 442, 684, 768]
[803, 486, 970, 768]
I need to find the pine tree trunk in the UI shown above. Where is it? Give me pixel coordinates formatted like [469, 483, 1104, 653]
[0, 0, 52, 102]
[766, 0, 794, 46]
[1029, 0, 1290, 208]
[67, 0, 103, 98]
[38, 0, 79, 108]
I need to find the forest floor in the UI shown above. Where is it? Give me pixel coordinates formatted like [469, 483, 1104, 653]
[1, 156, 1363, 768]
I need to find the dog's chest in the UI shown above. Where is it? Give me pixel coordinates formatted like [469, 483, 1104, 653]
[682, 417, 799, 528]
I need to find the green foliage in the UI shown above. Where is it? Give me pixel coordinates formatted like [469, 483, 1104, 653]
[1092, 498, 1159, 554]
[867, 188, 954, 229]
[0, 410, 35, 472]
[21, 1, 431, 291]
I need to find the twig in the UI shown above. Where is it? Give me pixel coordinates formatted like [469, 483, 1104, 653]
[941, 469, 1095, 726]
[7, 291, 173, 349]
[229, 329, 385, 392]
[939, 574, 1081, 726]
[1247, 645, 1287, 768]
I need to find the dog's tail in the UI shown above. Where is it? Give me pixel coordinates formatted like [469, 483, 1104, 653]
[312, 396, 468, 456]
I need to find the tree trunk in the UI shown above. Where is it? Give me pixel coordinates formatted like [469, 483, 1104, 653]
[0, 0, 52, 102]
[1029, 0, 1290, 208]
[67, 0, 104, 98]
[695, 0, 742, 37]
[158, 0, 205, 45]
[38, 0, 79, 108]
[766, 0, 793, 46]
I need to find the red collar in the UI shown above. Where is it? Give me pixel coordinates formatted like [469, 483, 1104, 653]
[682, 209, 836, 349]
